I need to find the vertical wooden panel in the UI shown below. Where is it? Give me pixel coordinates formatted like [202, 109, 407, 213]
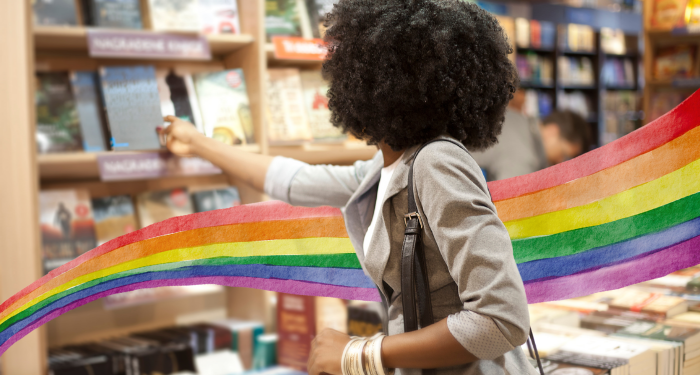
[0, 1, 47, 374]
[642, 0, 653, 125]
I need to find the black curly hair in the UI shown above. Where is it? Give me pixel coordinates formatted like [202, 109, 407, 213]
[322, 0, 518, 151]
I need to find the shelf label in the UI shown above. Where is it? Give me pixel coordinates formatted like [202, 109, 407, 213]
[87, 29, 211, 60]
[97, 152, 221, 181]
[272, 36, 327, 60]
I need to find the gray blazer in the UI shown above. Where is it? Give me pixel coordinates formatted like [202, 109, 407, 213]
[264, 138, 537, 375]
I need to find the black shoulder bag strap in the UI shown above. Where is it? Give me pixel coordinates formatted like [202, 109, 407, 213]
[400, 138, 545, 375]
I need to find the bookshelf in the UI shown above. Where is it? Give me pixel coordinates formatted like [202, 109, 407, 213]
[1, 1, 379, 373]
[642, 1, 700, 125]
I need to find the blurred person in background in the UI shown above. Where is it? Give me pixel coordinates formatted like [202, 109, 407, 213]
[470, 106, 591, 181]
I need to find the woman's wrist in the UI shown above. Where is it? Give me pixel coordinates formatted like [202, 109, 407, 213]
[189, 131, 213, 157]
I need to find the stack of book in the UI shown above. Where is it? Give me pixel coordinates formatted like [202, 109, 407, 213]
[559, 23, 596, 53]
[558, 56, 595, 86]
[514, 18, 556, 50]
[654, 45, 699, 80]
[516, 53, 553, 87]
[602, 90, 640, 144]
[603, 58, 636, 88]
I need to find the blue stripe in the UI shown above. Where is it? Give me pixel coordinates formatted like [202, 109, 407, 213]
[517, 215, 700, 282]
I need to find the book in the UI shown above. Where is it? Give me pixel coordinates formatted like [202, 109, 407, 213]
[81, 0, 143, 29]
[551, 335, 656, 375]
[91, 195, 138, 246]
[515, 18, 529, 48]
[546, 361, 611, 375]
[265, 0, 302, 38]
[40, 190, 97, 274]
[615, 321, 700, 356]
[191, 187, 241, 213]
[199, 0, 241, 34]
[652, 0, 688, 30]
[304, 0, 336, 38]
[654, 45, 697, 79]
[99, 65, 163, 151]
[194, 69, 255, 145]
[266, 68, 313, 144]
[32, 0, 78, 26]
[540, 21, 555, 50]
[213, 319, 265, 370]
[277, 293, 315, 371]
[347, 301, 383, 337]
[601, 27, 627, 55]
[167, 69, 204, 133]
[156, 69, 176, 120]
[147, 0, 201, 31]
[609, 291, 688, 320]
[299, 70, 345, 141]
[35, 72, 83, 154]
[135, 188, 194, 227]
[70, 71, 108, 152]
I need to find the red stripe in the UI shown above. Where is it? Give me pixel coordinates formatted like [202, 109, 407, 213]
[0, 201, 341, 313]
[488, 89, 700, 201]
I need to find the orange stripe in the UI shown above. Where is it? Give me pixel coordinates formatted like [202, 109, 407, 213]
[496, 125, 700, 223]
[0, 217, 346, 321]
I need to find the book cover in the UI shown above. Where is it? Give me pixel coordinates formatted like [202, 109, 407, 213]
[70, 71, 108, 152]
[135, 188, 194, 228]
[194, 69, 254, 145]
[84, 0, 143, 28]
[299, 70, 345, 141]
[91, 195, 138, 246]
[213, 320, 264, 370]
[266, 68, 313, 144]
[304, 0, 335, 38]
[610, 291, 688, 318]
[652, 0, 688, 30]
[199, 0, 241, 34]
[156, 69, 176, 120]
[100, 65, 163, 151]
[265, 0, 302, 38]
[163, 70, 202, 131]
[277, 293, 315, 371]
[35, 72, 83, 154]
[33, 0, 78, 26]
[148, 0, 201, 31]
[191, 187, 241, 213]
[39, 190, 97, 274]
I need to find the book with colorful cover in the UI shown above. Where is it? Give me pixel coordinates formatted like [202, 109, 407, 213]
[32, 0, 78, 26]
[199, 0, 241, 34]
[99, 65, 163, 151]
[194, 69, 254, 145]
[277, 293, 315, 371]
[82, 0, 143, 29]
[652, 0, 688, 30]
[654, 45, 697, 79]
[609, 291, 688, 320]
[191, 187, 241, 213]
[299, 70, 345, 141]
[70, 71, 108, 152]
[40, 190, 97, 275]
[135, 188, 194, 228]
[265, 0, 302, 38]
[266, 68, 313, 144]
[91, 195, 138, 246]
[148, 0, 201, 31]
[35, 72, 83, 154]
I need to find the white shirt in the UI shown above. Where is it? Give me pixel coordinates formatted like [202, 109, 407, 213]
[362, 155, 403, 257]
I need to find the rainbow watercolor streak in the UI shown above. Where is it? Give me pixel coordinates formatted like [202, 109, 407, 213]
[1, 90, 700, 355]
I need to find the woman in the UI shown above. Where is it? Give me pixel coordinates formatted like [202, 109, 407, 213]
[160, 0, 535, 374]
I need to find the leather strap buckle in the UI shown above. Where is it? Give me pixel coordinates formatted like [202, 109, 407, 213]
[404, 212, 423, 228]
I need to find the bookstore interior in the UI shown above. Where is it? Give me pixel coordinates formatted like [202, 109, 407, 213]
[1, 0, 700, 374]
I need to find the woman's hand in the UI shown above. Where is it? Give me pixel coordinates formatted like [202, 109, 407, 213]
[159, 116, 204, 157]
[308, 328, 351, 375]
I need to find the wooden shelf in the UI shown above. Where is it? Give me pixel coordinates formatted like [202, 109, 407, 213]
[33, 27, 254, 56]
[265, 43, 323, 68]
[516, 46, 555, 54]
[561, 50, 597, 56]
[38, 144, 260, 180]
[270, 142, 376, 165]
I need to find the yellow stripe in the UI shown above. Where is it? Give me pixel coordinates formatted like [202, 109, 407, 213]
[1, 237, 352, 326]
[505, 157, 700, 239]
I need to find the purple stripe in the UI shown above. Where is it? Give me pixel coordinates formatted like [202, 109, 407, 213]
[0, 276, 380, 356]
[525, 235, 700, 304]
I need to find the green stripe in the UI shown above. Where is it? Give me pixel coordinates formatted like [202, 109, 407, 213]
[514, 191, 700, 263]
[1, 254, 359, 333]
